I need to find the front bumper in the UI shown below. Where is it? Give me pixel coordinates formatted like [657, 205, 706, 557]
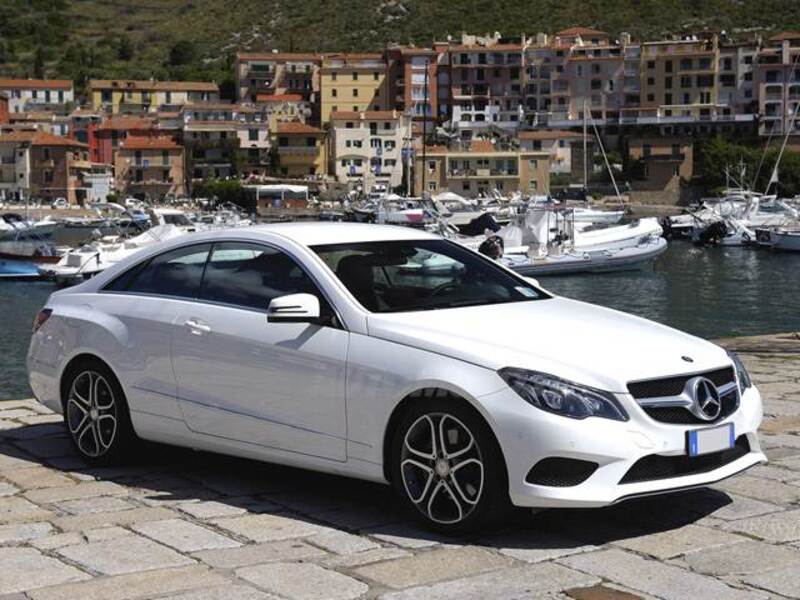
[478, 384, 766, 508]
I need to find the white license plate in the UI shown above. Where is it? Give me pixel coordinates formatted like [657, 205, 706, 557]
[687, 423, 735, 457]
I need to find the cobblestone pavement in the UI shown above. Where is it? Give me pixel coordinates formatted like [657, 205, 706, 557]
[0, 349, 798, 599]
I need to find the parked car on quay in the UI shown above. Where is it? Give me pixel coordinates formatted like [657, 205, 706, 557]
[27, 223, 765, 532]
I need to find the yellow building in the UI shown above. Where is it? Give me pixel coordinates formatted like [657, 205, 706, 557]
[88, 80, 220, 114]
[414, 140, 550, 197]
[274, 122, 327, 178]
[320, 54, 389, 126]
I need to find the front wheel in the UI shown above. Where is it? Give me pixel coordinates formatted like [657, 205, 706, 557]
[63, 359, 137, 465]
[390, 398, 510, 534]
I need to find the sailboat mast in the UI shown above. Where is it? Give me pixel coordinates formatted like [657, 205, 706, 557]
[582, 100, 588, 189]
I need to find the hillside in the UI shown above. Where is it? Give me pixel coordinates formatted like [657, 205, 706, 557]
[2, 0, 800, 96]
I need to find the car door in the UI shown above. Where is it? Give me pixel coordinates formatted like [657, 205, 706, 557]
[170, 240, 349, 461]
[96, 242, 212, 420]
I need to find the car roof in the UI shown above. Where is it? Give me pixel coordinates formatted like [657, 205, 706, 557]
[246, 222, 439, 247]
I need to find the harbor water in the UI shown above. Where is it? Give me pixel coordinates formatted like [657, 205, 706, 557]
[1, 241, 797, 401]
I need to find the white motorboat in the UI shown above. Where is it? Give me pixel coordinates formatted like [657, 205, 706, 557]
[770, 229, 800, 251]
[0, 213, 59, 241]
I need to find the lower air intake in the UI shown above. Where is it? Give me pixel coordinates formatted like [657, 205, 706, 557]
[526, 457, 598, 487]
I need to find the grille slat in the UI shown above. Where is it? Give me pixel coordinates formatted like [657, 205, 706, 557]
[620, 436, 750, 484]
[643, 390, 739, 425]
[627, 367, 735, 399]
[526, 457, 598, 487]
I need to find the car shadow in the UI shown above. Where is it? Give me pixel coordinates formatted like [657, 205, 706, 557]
[0, 422, 734, 550]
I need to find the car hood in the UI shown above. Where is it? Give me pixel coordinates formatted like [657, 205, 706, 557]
[365, 297, 731, 393]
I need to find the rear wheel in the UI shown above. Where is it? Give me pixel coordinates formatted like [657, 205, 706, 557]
[390, 398, 510, 534]
[63, 359, 137, 465]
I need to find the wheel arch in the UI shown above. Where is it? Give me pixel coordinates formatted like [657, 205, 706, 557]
[59, 352, 120, 408]
[381, 387, 508, 485]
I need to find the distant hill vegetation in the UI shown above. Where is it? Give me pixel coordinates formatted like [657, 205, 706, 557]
[2, 0, 800, 96]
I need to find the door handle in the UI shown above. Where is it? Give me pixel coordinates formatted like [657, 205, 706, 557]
[184, 319, 211, 334]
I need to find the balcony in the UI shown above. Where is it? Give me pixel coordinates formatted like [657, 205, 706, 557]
[277, 145, 318, 154]
[641, 153, 685, 162]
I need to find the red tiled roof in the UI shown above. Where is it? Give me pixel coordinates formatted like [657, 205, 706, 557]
[120, 136, 181, 150]
[98, 117, 157, 131]
[256, 94, 304, 102]
[769, 31, 800, 41]
[448, 43, 522, 52]
[0, 130, 86, 147]
[0, 78, 73, 90]
[518, 129, 583, 140]
[557, 27, 608, 37]
[89, 80, 218, 92]
[276, 121, 323, 134]
[237, 52, 321, 62]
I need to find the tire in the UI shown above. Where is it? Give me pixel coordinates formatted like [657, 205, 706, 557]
[390, 395, 511, 534]
[61, 358, 138, 465]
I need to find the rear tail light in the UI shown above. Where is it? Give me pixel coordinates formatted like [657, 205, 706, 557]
[33, 309, 52, 333]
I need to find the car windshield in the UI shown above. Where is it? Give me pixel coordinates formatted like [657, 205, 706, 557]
[313, 239, 549, 313]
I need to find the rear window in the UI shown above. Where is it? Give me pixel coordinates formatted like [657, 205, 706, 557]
[105, 243, 211, 298]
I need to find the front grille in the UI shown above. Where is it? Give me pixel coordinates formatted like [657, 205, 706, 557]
[619, 435, 750, 484]
[627, 367, 735, 399]
[526, 457, 598, 487]
[643, 389, 739, 425]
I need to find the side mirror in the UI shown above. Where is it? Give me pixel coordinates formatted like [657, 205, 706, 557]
[267, 293, 321, 323]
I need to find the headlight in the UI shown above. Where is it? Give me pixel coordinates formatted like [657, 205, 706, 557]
[498, 367, 628, 421]
[727, 350, 752, 393]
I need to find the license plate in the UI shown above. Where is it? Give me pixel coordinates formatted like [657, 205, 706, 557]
[687, 423, 735, 457]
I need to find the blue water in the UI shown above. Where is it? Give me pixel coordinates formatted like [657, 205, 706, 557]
[0, 241, 797, 400]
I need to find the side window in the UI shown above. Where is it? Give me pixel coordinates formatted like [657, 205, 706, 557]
[200, 242, 321, 311]
[105, 244, 211, 298]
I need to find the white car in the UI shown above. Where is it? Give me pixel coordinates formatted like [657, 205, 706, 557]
[28, 223, 765, 532]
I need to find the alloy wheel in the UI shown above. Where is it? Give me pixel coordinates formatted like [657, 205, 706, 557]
[66, 371, 118, 458]
[400, 413, 485, 525]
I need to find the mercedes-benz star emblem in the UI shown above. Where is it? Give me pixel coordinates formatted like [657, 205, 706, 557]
[689, 377, 722, 421]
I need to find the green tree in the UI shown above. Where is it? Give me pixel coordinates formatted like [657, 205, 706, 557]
[117, 35, 134, 61]
[168, 40, 195, 66]
[33, 45, 44, 78]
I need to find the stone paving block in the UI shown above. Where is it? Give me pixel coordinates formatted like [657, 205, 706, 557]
[236, 562, 368, 600]
[0, 466, 74, 489]
[27, 565, 230, 600]
[53, 506, 177, 532]
[0, 496, 52, 524]
[312, 505, 405, 531]
[309, 527, 381, 554]
[380, 562, 599, 600]
[354, 546, 514, 589]
[746, 464, 799, 481]
[482, 530, 598, 564]
[30, 532, 84, 550]
[192, 540, 326, 569]
[612, 524, 747, 560]
[712, 474, 800, 504]
[743, 565, 800, 598]
[723, 508, 800, 543]
[83, 526, 133, 543]
[708, 493, 784, 521]
[159, 584, 278, 600]
[56, 534, 195, 575]
[131, 518, 240, 553]
[320, 547, 411, 569]
[760, 434, 800, 449]
[0, 483, 17, 497]
[55, 495, 135, 515]
[678, 539, 800, 576]
[369, 522, 452, 549]
[24, 481, 126, 504]
[209, 513, 323, 543]
[559, 549, 766, 600]
[14, 437, 73, 459]
[175, 500, 248, 520]
[17, 415, 64, 426]
[0, 446, 41, 470]
[0, 409, 39, 420]
[0, 521, 53, 544]
[0, 547, 90, 595]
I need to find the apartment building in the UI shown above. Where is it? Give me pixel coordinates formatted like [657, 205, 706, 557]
[414, 140, 549, 197]
[627, 136, 693, 194]
[89, 80, 220, 114]
[0, 79, 75, 114]
[115, 136, 185, 200]
[0, 95, 9, 124]
[385, 46, 442, 124]
[447, 42, 524, 139]
[255, 94, 314, 129]
[91, 116, 159, 164]
[274, 121, 326, 178]
[329, 110, 410, 189]
[236, 53, 321, 110]
[320, 54, 389, 125]
[755, 31, 800, 137]
[0, 130, 91, 204]
[181, 103, 272, 181]
[518, 129, 583, 174]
